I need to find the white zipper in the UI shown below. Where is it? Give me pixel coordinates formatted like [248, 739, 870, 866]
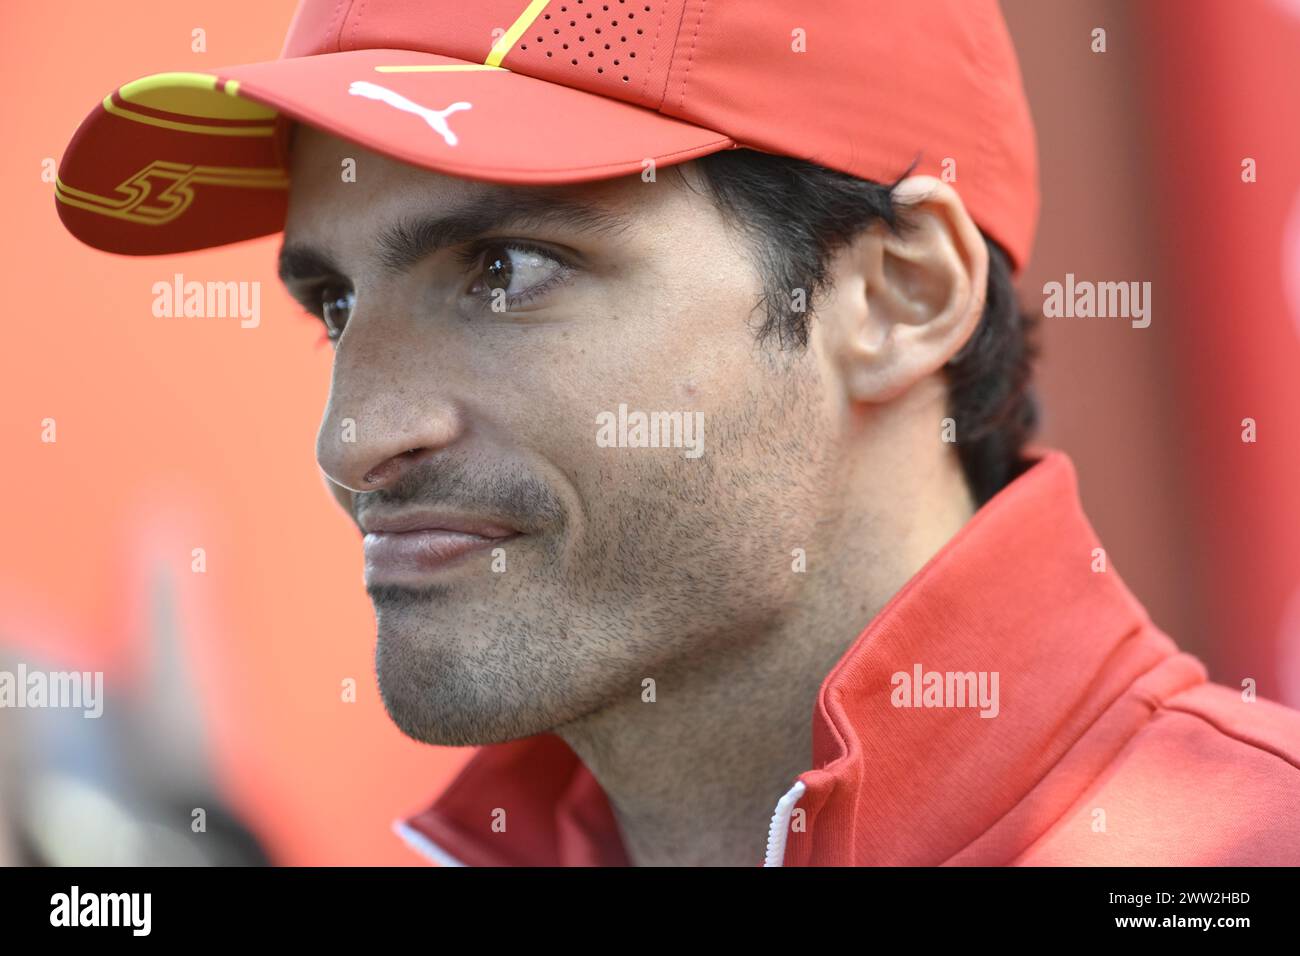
[763, 780, 807, 867]
[396, 779, 809, 868]
[392, 819, 467, 867]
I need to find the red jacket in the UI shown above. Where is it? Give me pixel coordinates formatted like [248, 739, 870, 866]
[395, 450, 1300, 866]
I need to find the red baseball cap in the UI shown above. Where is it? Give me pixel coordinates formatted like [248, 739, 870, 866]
[55, 0, 1038, 269]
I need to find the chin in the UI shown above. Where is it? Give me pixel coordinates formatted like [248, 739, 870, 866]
[368, 574, 638, 747]
[371, 610, 568, 748]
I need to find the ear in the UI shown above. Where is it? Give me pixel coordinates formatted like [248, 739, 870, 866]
[822, 175, 988, 405]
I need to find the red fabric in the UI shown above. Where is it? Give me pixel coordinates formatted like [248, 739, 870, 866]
[401, 450, 1300, 866]
[57, 0, 1037, 269]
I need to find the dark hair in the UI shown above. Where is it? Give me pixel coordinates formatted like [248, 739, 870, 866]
[684, 149, 1040, 505]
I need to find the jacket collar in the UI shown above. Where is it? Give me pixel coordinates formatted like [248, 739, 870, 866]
[397, 449, 1204, 866]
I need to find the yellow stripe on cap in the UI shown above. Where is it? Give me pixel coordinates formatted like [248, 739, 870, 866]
[117, 72, 276, 120]
[375, 64, 508, 73]
[104, 72, 277, 136]
[485, 0, 551, 67]
[55, 161, 288, 225]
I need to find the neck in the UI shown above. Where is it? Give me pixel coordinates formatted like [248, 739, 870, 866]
[557, 424, 976, 866]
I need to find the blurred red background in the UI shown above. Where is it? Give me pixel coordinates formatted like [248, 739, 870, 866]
[1, 0, 1297, 864]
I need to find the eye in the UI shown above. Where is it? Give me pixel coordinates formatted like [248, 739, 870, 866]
[319, 285, 355, 340]
[462, 242, 570, 308]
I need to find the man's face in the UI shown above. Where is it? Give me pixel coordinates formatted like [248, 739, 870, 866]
[282, 126, 846, 746]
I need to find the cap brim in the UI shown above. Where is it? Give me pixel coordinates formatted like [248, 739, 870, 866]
[56, 48, 735, 256]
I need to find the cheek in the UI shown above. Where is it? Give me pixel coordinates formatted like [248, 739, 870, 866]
[581, 263, 764, 406]
[458, 257, 782, 519]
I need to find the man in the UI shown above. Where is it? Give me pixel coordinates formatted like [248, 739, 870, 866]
[55, 0, 1300, 866]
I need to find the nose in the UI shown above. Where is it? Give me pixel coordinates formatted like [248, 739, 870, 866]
[316, 381, 464, 496]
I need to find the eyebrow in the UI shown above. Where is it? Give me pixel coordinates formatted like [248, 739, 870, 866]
[277, 189, 633, 285]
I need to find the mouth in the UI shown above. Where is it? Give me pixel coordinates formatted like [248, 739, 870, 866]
[360, 511, 520, 586]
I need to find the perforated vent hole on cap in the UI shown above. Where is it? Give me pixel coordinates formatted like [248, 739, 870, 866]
[518, 0, 651, 84]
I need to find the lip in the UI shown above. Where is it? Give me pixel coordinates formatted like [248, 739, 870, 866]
[358, 511, 520, 586]
[358, 510, 519, 538]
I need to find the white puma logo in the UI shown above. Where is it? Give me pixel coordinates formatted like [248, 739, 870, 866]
[347, 81, 472, 146]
